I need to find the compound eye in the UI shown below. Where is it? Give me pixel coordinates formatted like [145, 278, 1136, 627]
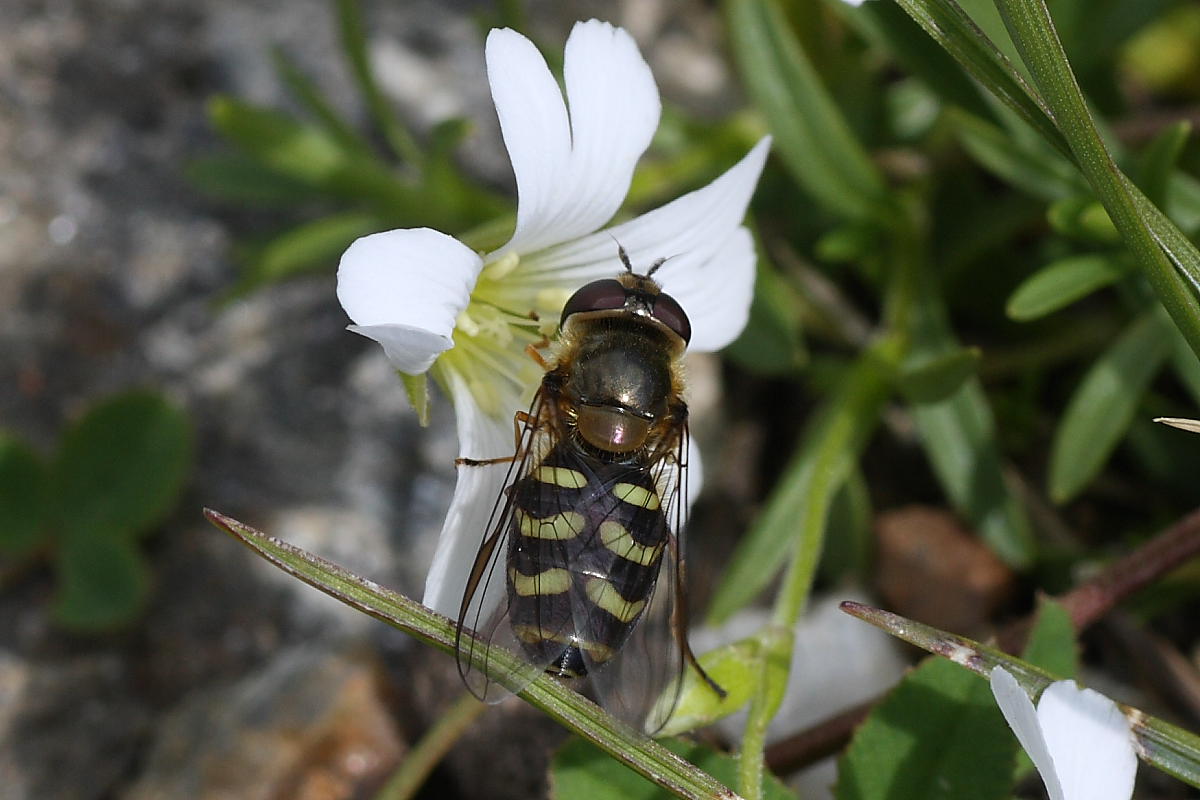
[652, 291, 691, 343]
[560, 279, 627, 326]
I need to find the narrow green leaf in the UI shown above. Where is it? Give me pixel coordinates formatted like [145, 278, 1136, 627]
[836, 656, 1015, 800]
[53, 533, 148, 630]
[726, 0, 888, 220]
[233, 210, 381, 295]
[1019, 597, 1077, 678]
[335, 0, 422, 165]
[209, 96, 347, 184]
[550, 737, 794, 800]
[1046, 196, 1121, 244]
[205, 510, 744, 800]
[0, 435, 48, 557]
[997, 0, 1200, 364]
[948, 109, 1081, 201]
[707, 347, 893, 623]
[271, 46, 373, 158]
[1048, 311, 1173, 503]
[908, 271, 1033, 566]
[897, 346, 981, 404]
[185, 154, 326, 207]
[1006, 254, 1127, 321]
[51, 391, 192, 539]
[1136, 120, 1191, 209]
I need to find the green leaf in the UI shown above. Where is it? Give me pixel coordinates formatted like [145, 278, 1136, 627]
[726, 0, 888, 221]
[908, 270, 1033, 567]
[209, 96, 348, 184]
[271, 46, 373, 158]
[51, 391, 192, 539]
[550, 737, 795, 800]
[0, 435, 48, 557]
[724, 254, 806, 376]
[656, 637, 761, 737]
[835, 656, 1015, 800]
[232, 210, 382, 295]
[1136, 120, 1191, 209]
[207, 96, 431, 221]
[53, 532, 149, 630]
[1046, 196, 1121, 243]
[897, 346, 981, 404]
[1020, 597, 1077, 678]
[1048, 311, 1173, 503]
[184, 154, 326, 207]
[205, 510, 740, 800]
[707, 345, 894, 623]
[948, 109, 1081, 201]
[1005, 254, 1127, 321]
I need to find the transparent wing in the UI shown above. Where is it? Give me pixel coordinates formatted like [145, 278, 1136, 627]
[581, 420, 692, 733]
[455, 386, 566, 702]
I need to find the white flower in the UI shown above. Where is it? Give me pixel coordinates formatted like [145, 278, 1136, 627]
[336, 20, 770, 616]
[989, 667, 1137, 800]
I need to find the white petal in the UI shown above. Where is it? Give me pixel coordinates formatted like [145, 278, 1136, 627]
[520, 138, 771, 350]
[337, 228, 483, 373]
[487, 21, 660, 256]
[422, 370, 516, 617]
[663, 226, 756, 352]
[347, 324, 453, 375]
[991, 667, 1066, 800]
[1037, 680, 1137, 800]
[685, 433, 703, 513]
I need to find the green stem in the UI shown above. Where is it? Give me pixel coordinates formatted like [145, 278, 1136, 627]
[374, 692, 486, 800]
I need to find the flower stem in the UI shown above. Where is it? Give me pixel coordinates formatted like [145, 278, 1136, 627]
[373, 692, 486, 800]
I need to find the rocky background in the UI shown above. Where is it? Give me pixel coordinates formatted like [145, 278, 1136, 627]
[0, 1, 752, 798]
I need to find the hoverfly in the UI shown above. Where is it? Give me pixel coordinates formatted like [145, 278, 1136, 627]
[455, 246, 722, 731]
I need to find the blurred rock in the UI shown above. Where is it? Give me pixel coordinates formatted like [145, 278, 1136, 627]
[125, 645, 404, 800]
[874, 505, 1015, 635]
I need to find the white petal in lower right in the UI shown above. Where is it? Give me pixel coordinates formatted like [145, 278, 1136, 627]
[1037, 679, 1137, 800]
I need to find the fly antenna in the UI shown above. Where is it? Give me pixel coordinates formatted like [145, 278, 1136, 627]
[609, 234, 635, 273]
[646, 253, 681, 277]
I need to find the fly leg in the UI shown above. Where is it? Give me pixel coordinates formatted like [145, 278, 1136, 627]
[455, 410, 537, 466]
[667, 532, 726, 699]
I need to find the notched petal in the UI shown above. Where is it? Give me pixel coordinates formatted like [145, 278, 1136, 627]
[337, 228, 483, 372]
[487, 20, 660, 256]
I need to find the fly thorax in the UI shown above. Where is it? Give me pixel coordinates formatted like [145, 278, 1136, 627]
[564, 326, 673, 454]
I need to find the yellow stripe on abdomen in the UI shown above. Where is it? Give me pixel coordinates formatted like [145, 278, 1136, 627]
[598, 520, 663, 566]
[508, 567, 571, 596]
[516, 509, 583, 540]
[585, 577, 646, 623]
[613, 482, 660, 510]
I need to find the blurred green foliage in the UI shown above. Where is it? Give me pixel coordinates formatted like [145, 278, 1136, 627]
[0, 391, 191, 630]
